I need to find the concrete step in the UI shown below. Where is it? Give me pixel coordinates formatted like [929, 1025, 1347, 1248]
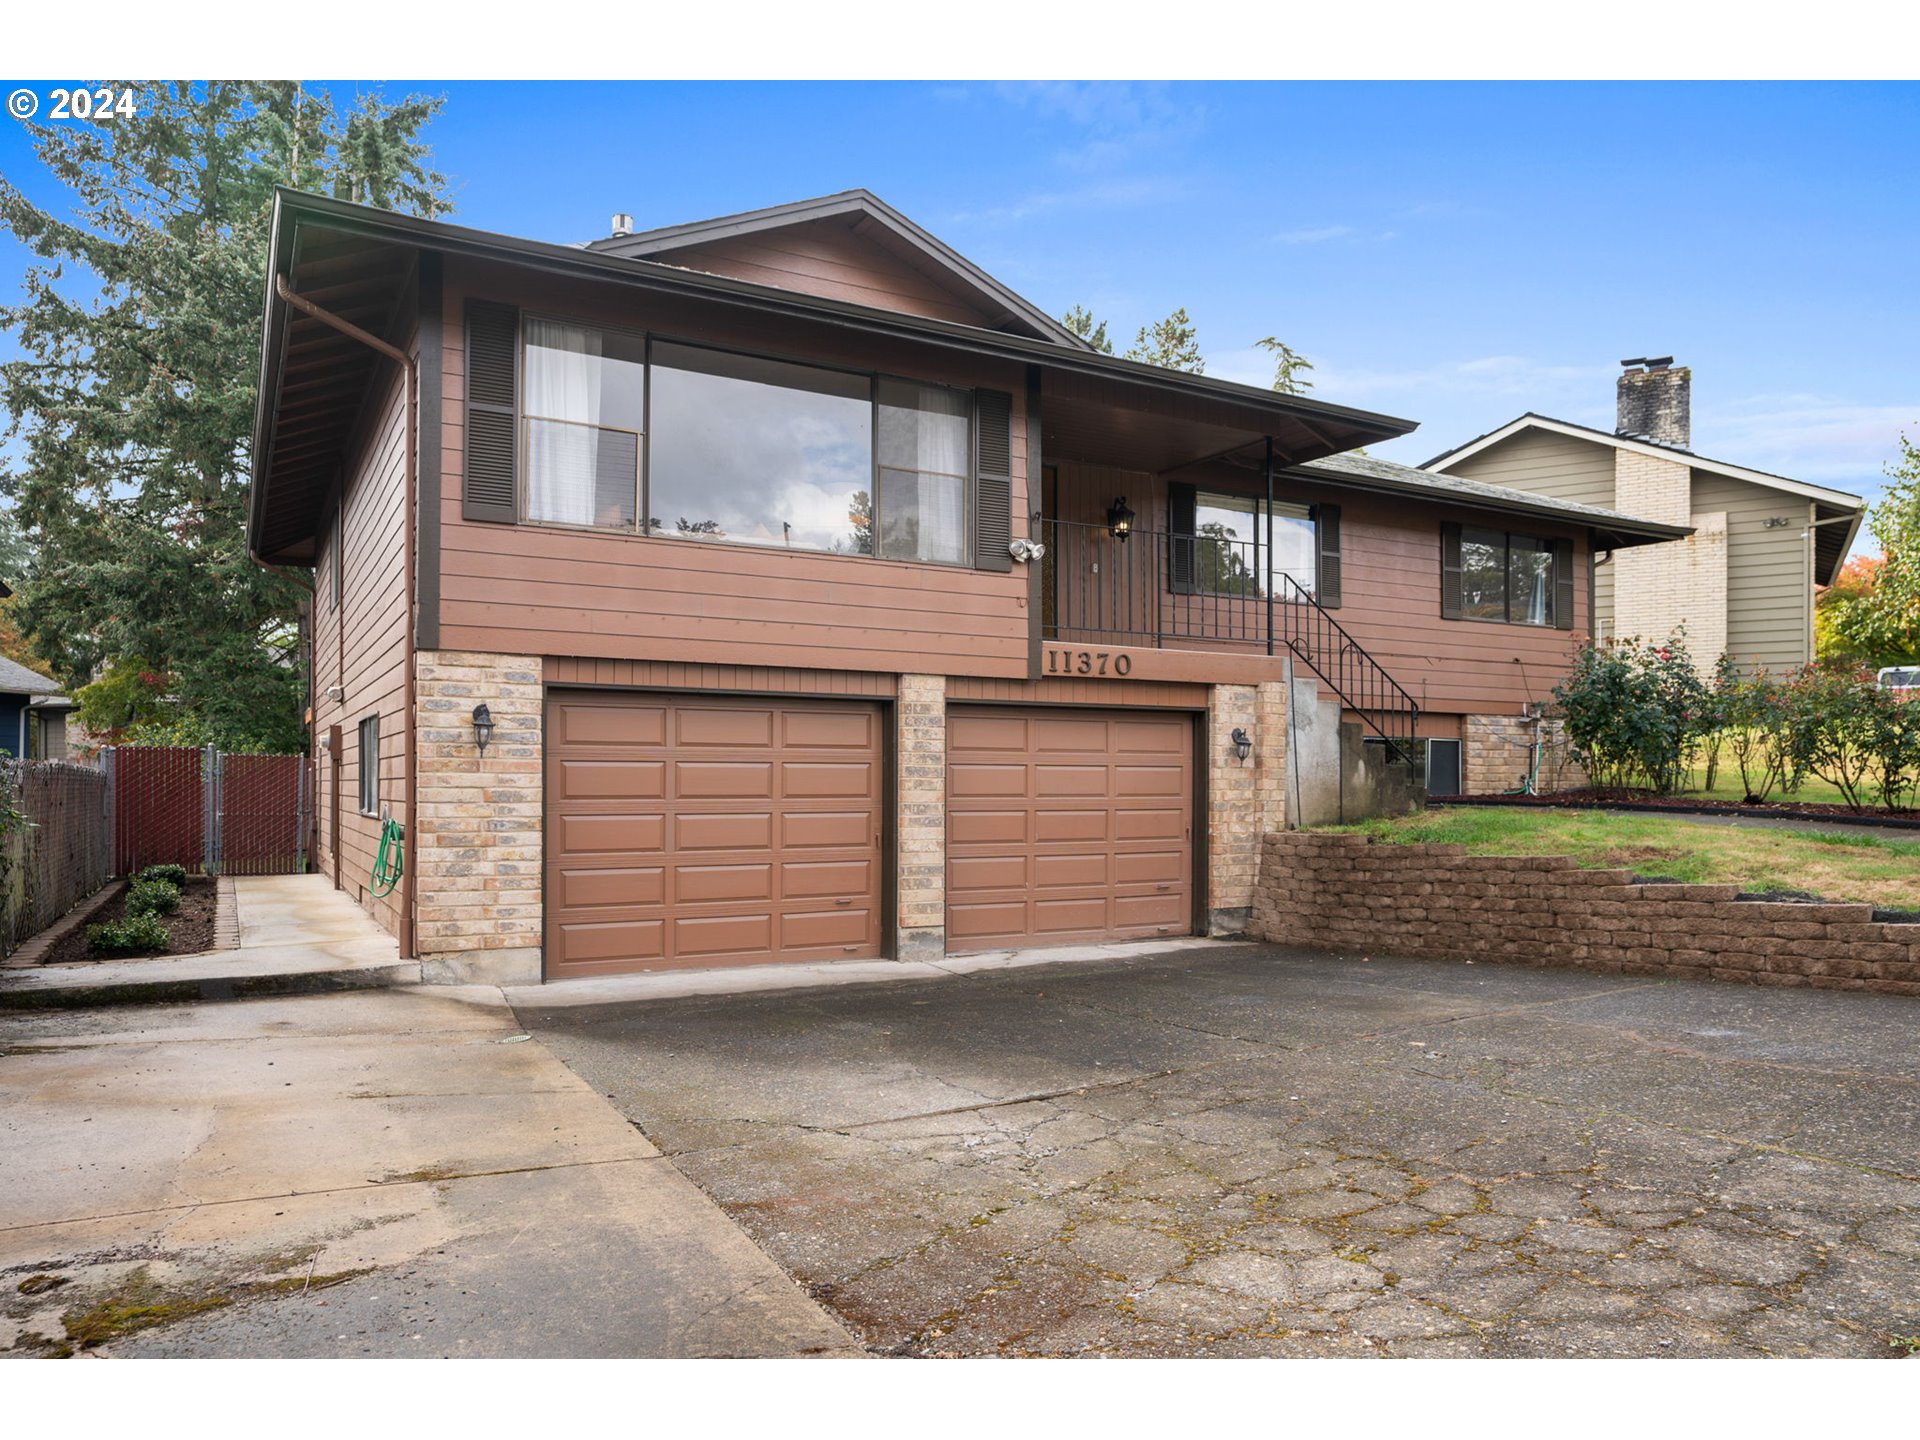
[0, 943, 420, 1010]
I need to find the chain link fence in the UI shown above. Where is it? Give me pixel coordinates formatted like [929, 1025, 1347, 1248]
[1, 759, 113, 955]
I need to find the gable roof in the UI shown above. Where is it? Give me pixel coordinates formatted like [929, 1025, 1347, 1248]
[0, 656, 62, 696]
[1422, 413, 1864, 510]
[1293, 451, 1690, 550]
[586, 189, 1088, 350]
[1420, 413, 1865, 584]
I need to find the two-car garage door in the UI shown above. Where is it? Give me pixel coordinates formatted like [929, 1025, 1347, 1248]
[545, 692, 883, 978]
[544, 691, 1195, 978]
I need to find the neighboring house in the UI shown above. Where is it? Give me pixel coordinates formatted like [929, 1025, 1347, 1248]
[247, 187, 1679, 983]
[1422, 361, 1864, 675]
[0, 655, 72, 760]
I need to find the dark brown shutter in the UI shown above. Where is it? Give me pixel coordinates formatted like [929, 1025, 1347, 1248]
[1552, 537, 1576, 630]
[1441, 521, 1464, 620]
[1168, 482, 1197, 594]
[464, 300, 519, 523]
[974, 389, 1013, 572]
[1313, 502, 1342, 608]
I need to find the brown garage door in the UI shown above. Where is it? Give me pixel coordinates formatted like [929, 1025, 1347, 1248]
[946, 706, 1194, 951]
[545, 691, 884, 978]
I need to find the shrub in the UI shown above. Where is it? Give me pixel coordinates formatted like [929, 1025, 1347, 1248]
[1782, 665, 1881, 812]
[1553, 633, 1712, 794]
[138, 864, 188, 887]
[126, 878, 182, 916]
[1720, 670, 1793, 803]
[86, 911, 171, 955]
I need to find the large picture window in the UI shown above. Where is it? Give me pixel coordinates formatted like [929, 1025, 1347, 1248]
[876, 378, 971, 565]
[1449, 526, 1565, 627]
[521, 318, 646, 530]
[647, 342, 874, 554]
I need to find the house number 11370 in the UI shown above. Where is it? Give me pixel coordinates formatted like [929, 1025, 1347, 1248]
[1045, 648, 1132, 676]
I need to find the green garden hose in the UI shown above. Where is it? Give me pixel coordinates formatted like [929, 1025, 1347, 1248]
[370, 815, 404, 898]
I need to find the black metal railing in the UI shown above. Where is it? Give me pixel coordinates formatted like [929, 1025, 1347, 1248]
[1039, 516, 1421, 770]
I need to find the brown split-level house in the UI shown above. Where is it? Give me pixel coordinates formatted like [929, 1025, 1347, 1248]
[248, 188, 1685, 983]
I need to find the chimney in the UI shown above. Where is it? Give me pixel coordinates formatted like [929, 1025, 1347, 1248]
[1616, 356, 1690, 448]
[610, 212, 634, 238]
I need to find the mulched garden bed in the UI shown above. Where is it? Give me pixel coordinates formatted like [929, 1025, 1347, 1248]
[1431, 787, 1920, 831]
[37, 877, 221, 967]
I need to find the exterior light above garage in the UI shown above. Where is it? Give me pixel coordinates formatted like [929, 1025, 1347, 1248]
[472, 703, 495, 757]
[1230, 727, 1253, 762]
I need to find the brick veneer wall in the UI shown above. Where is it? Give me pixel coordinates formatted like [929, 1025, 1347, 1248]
[1253, 831, 1920, 996]
[1462, 715, 1587, 795]
[413, 650, 544, 983]
[896, 674, 946, 962]
[1206, 680, 1287, 935]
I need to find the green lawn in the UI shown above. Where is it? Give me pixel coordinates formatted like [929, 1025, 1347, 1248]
[1679, 755, 1852, 807]
[1324, 807, 1920, 911]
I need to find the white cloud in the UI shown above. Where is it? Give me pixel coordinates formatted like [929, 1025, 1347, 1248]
[1703, 392, 1920, 489]
[946, 176, 1188, 229]
[1274, 224, 1356, 245]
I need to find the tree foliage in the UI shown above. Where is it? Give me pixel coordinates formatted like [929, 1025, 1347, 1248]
[1061, 304, 1112, 354]
[1827, 434, 1920, 667]
[1065, 304, 1314, 395]
[0, 81, 451, 754]
[1124, 306, 1205, 373]
[1255, 335, 1314, 395]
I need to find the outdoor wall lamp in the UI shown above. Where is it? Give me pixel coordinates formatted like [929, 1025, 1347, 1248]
[1107, 496, 1136, 541]
[472, 703, 495, 757]
[1230, 727, 1254, 762]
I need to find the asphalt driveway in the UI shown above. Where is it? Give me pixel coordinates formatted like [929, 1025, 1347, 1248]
[518, 943, 1920, 1357]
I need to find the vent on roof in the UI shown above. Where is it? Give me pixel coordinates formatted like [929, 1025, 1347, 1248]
[610, 213, 633, 238]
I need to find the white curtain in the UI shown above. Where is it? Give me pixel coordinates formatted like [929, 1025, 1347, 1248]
[908, 386, 968, 564]
[524, 318, 602, 525]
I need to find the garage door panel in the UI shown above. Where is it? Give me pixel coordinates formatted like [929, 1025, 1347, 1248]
[673, 912, 775, 958]
[1033, 809, 1109, 843]
[782, 810, 874, 848]
[1115, 849, 1187, 885]
[555, 812, 667, 856]
[559, 703, 666, 747]
[555, 918, 665, 964]
[949, 853, 1029, 893]
[554, 865, 665, 910]
[557, 759, 665, 801]
[781, 858, 873, 898]
[948, 809, 1030, 846]
[950, 763, 1028, 797]
[1033, 852, 1111, 889]
[675, 811, 774, 852]
[547, 692, 882, 978]
[674, 863, 774, 905]
[783, 907, 876, 949]
[676, 706, 776, 748]
[1116, 807, 1186, 841]
[783, 761, 876, 799]
[947, 706, 1193, 951]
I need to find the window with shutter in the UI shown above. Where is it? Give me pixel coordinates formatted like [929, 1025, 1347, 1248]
[1441, 521, 1571, 627]
[463, 301, 519, 523]
[973, 389, 1013, 572]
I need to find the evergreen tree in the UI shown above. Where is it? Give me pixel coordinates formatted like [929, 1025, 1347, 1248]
[1125, 307, 1205, 373]
[0, 81, 451, 752]
[1061, 304, 1112, 354]
[1255, 335, 1315, 395]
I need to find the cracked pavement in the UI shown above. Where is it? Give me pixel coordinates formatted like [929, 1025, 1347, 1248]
[517, 942, 1920, 1357]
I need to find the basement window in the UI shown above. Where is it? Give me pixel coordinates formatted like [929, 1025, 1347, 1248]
[357, 715, 379, 815]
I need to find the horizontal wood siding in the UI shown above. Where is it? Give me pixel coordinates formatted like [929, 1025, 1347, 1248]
[544, 657, 897, 697]
[436, 258, 1031, 678]
[650, 219, 997, 328]
[1691, 471, 1812, 672]
[947, 676, 1210, 709]
[311, 351, 413, 941]
[1440, 429, 1619, 636]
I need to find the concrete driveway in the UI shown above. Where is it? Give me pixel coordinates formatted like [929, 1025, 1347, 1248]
[518, 943, 1920, 1357]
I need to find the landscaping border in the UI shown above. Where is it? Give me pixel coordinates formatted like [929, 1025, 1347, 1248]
[1255, 831, 1920, 996]
[1430, 793, 1920, 833]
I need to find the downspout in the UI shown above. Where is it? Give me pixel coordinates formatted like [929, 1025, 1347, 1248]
[1263, 436, 1275, 657]
[273, 273, 419, 961]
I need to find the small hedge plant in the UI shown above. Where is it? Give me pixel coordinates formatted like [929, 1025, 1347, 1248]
[86, 911, 171, 955]
[127, 877, 182, 916]
[139, 864, 189, 887]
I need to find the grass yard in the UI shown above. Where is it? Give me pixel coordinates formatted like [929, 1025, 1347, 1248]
[1680, 756, 1853, 807]
[1327, 806, 1920, 911]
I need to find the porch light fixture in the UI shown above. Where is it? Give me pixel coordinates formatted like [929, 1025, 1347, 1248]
[472, 703, 496, 757]
[1107, 496, 1135, 542]
[1230, 727, 1254, 762]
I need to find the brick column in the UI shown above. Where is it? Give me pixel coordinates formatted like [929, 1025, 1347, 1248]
[1206, 681, 1286, 935]
[896, 674, 946, 962]
[413, 651, 544, 984]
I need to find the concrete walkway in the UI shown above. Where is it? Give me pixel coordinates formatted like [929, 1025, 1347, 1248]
[0, 875, 416, 1008]
[0, 970, 858, 1356]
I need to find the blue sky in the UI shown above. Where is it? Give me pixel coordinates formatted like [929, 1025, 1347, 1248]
[3, 80, 1916, 547]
